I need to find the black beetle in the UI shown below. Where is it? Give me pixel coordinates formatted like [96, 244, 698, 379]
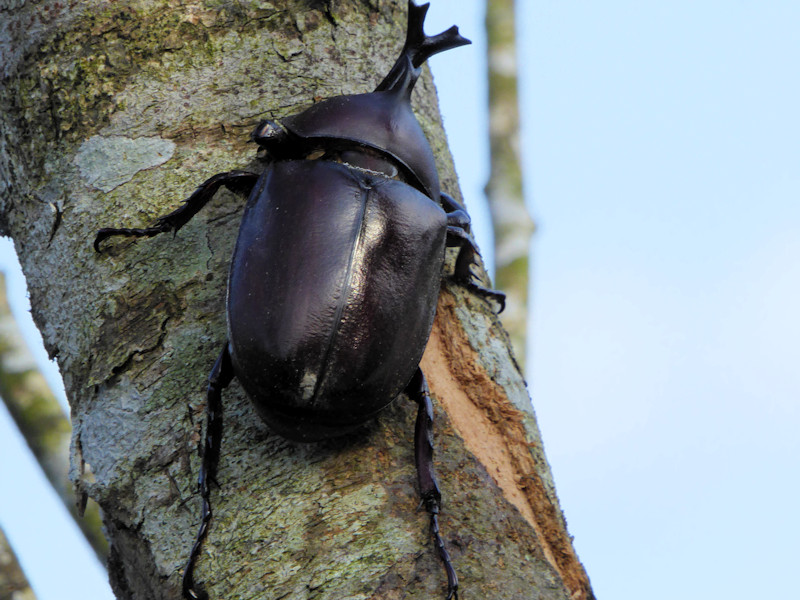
[95, 2, 504, 599]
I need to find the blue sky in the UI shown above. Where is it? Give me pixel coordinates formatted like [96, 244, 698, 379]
[1, 2, 799, 599]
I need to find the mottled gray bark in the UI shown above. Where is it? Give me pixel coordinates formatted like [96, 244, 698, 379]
[0, 1, 593, 599]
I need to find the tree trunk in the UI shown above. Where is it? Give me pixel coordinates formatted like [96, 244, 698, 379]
[0, 1, 593, 599]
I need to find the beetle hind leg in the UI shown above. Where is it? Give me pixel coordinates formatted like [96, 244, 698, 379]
[94, 170, 259, 252]
[406, 368, 459, 600]
[182, 345, 235, 600]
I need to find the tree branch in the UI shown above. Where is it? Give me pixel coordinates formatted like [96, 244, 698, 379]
[0, 272, 108, 561]
[486, 0, 535, 366]
[0, 526, 37, 600]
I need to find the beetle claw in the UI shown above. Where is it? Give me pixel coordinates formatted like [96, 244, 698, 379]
[93, 224, 171, 253]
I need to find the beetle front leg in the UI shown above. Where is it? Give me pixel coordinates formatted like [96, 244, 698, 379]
[182, 345, 235, 600]
[444, 224, 506, 314]
[94, 170, 259, 252]
[440, 192, 471, 235]
[406, 368, 459, 600]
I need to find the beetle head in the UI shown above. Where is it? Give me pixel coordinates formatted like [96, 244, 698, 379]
[252, 119, 287, 146]
[274, 1, 470, 201]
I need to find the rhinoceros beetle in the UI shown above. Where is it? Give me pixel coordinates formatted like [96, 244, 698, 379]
[94, 2, 504, 598]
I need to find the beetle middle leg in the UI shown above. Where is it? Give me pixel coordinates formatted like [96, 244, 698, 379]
[182, 345, 235, 600]
[94, 170, 259, 252]
[406, 368, 459, 600]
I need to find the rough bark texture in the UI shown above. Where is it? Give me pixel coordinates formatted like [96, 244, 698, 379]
[486, 0, 534, 367]
[0, 1, 593, 599]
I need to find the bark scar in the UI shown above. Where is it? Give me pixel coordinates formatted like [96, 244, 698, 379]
[421, 290, 594, 600]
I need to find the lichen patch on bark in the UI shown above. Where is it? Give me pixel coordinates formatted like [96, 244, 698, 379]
[74, 135, 176, 192]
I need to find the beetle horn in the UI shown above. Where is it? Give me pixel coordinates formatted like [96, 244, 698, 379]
[375, 0, 471, 95]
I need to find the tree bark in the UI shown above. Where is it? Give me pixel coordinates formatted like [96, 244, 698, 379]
[0, 1, 593, 599]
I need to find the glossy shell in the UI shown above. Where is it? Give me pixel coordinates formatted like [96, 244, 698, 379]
[226, 159, 447, 441]
[280, 88, 440, 200]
